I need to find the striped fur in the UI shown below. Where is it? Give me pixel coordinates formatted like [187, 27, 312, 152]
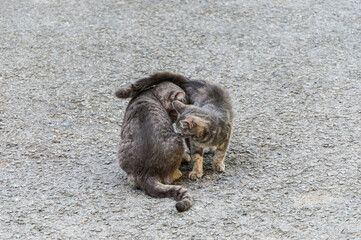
[116, 79, 193, 212]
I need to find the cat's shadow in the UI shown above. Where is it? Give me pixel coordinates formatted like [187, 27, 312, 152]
[177, 147, 255, 184]
[177, 151, 216, 183]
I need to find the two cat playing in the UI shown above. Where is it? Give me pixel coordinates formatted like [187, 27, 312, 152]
[115, 72, 234, 212]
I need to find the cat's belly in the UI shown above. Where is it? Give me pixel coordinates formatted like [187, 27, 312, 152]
[193, 141, 215, 149]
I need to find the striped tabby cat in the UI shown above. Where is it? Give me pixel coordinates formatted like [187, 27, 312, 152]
[126, 72, 234, 180]
[115, 77, 192, 212]
[172, 80, 234, 180]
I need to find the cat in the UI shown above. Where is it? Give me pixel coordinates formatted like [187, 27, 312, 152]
[115, 77, 192, 212]
[125, 72, 234, 180]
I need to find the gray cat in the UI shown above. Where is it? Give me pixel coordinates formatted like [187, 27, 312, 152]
[115, 76, 192, 212]
[126, 72, 234, 180]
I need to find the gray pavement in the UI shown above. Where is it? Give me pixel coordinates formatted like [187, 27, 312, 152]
[1, 0, 360, 239]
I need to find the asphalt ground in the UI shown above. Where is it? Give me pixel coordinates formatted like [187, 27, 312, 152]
[1, 0, 360, 239]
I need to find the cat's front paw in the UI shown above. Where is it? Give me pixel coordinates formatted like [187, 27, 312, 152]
[189, 170, 203, 180]
[212, 162, 225, 172]
[182, 152, 191, 163]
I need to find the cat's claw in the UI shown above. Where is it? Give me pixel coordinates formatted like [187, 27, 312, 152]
[189, 171, 203, 180]
[212, 162, 225, 172]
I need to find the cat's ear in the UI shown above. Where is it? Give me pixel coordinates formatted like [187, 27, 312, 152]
[180, 119, 193, 129]
[170, 91, 185, 101]
[172, 100, 187, 114]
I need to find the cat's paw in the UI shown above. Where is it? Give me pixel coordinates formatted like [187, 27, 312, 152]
[189, 170, 203, 180]
[172, 169, 182, 182]
[165, 170, 183, 184]
[212, 162, 225, 172]
[182, 152, 191, 163]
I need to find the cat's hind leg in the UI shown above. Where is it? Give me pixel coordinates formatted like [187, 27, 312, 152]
[164, 169, 182, 184]
[212, 141, 230, 172]
[212, 150, 226, 172]
[172, 169, 182, 182]
[127, 174, 141, 189]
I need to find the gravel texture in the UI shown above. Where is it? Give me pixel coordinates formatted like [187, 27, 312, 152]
[1, 0, 360, 239]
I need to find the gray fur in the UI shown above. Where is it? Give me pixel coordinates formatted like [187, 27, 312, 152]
[125, 71, 234, 180]
[116, 79, 192, 212]
[173, 79, 234, 179]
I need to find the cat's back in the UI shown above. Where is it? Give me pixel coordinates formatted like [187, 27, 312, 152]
[119, 90, 182, 155]
[118, 90, 183, 176]
[183, 80, 234, 120]
[123, 91, 166, 123]
[121, 91, 174, 137]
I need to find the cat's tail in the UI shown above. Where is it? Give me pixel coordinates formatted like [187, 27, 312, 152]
[115, 72, 189, 99]
[115, 84, 136, 98]
[141, 176, 192, 212]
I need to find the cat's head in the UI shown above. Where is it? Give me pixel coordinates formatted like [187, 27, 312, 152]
[172, 100, 213, 142]
[153, 82, 187, 121]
